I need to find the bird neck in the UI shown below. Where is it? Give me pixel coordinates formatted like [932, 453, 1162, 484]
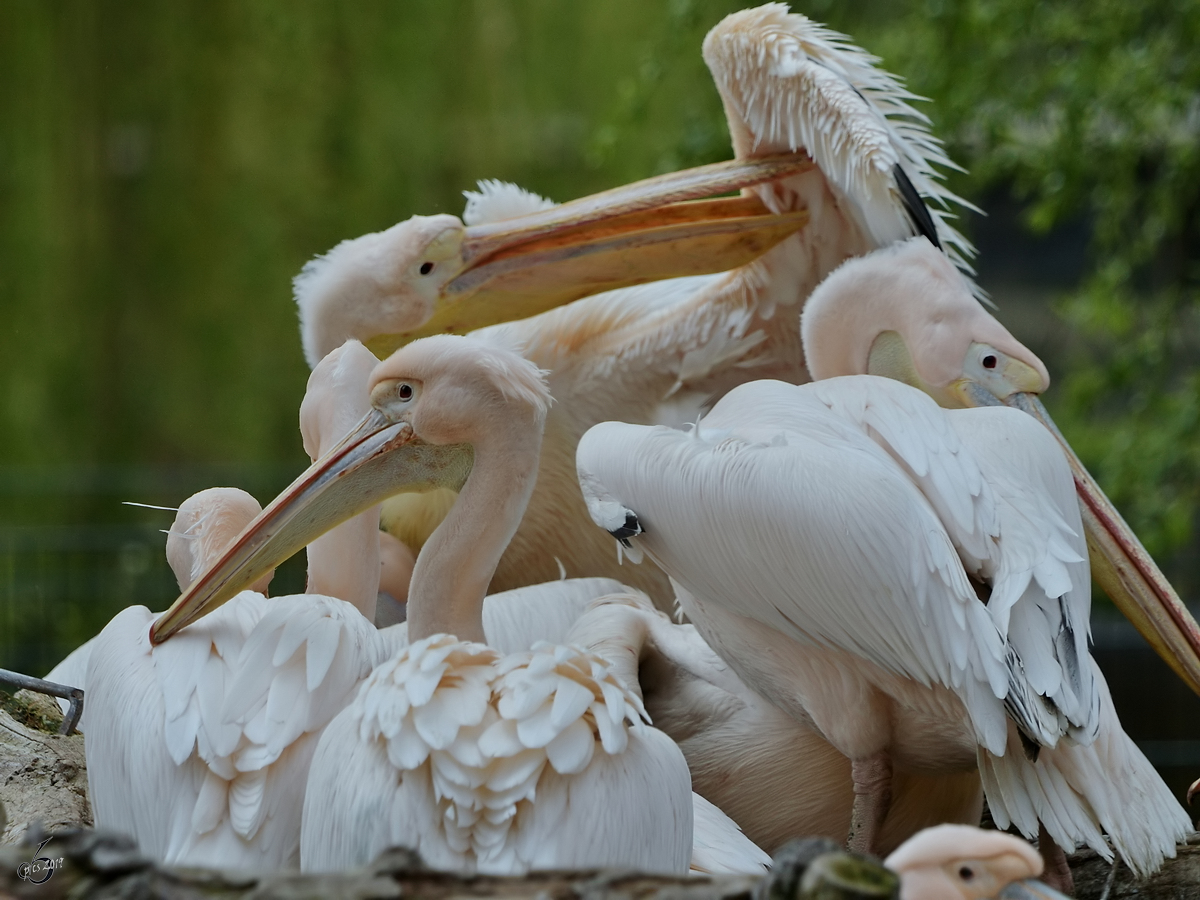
[305, 503, 381, 623]
[405, 427, 542, 644]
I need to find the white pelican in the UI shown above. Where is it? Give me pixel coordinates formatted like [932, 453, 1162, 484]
[294, 4, 976, 607]
[152, 336, 696, 876]
[884, 825, 1070, 900]
[81, 342, 397, 869]
[575, 372, 1191, 876]
[800, 237, 1200, 695]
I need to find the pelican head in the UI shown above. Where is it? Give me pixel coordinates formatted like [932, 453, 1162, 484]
[150, 335, 548, 643]
[801, 237, 1200, 696]
[802, 237, 1049, 409]
[885, 825, 1070, 900]
[165, 488, 273, 595]
[294, 154, 815, 366]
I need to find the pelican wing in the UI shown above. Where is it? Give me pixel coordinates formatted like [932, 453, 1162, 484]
[84, 593, 383, 869]
[302, 635, 692, 875]
[488, 642, 692, 876]
[300, 635, 502, 873]
[84, 598, 267, 865]
[577, 376, 1097, 755]
[808, 378, 1097, 739]
[704, 4, 976, 271]
[482, 577, 635, 654]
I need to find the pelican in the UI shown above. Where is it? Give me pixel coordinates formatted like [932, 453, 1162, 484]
[294, 4, 977, 607]
[151, 336, 697, 876]
[884, 825, 1071, 900]
[576, 372, 1191, 876]
[81, 341, 398, 869]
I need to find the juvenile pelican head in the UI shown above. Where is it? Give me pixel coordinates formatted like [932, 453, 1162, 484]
[294, 154, 816, 366]
[150, 336, 549, 643]
[800, 237, 1200, 696]
[885, 825, 1069, 899]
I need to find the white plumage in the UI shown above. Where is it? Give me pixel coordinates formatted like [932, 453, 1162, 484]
[461, 180, 556, 227]
[84, 592, 390, 868]
[577, 374, 1190, 875]
[301, 633, 690, 875]
[363, 577, 772, 875]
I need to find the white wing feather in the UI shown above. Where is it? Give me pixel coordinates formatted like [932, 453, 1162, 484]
[85, 593, 382, 869]
[702, 4, 977, 272]
[688, 792, 771, 875]
[807, 378, 1097, 742]
[579, 377, 1014, 752]
[482, 577, 632, 653]
[302, 634, 691, 875]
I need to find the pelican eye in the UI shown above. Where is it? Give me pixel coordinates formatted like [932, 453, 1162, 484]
[982, 354, 997, 369]
[419, 261, 435, 275]
[958, 866, 975, 881]
[398, 383, 414, 400]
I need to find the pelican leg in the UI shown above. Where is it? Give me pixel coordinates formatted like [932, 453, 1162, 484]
[1037, 823, 1075, 895]
[847, 752, 892, 855]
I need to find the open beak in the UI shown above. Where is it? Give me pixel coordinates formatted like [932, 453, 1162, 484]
[364, 152, 813, 357]
[149, 412, 473, 644]
[997, 878, 1073, 900]
[1004, 392, 1200, 697]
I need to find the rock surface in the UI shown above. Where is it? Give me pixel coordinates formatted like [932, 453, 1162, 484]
[3, 827, 1200, 900]
[0, 700, 91, 845]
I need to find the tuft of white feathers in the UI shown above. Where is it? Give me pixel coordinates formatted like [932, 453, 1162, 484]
[463, 180, 557, 226]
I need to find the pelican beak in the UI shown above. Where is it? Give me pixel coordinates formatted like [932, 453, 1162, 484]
[1001, 390, 1200, 697]
[364, 152, 813, 357]
[997, 878, 1073, 900]
[149, 411, 473, 643]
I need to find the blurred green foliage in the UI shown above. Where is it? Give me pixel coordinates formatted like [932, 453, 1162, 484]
[1, 0, 1198, 673]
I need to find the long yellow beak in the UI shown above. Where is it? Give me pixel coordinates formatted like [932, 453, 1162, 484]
[364, 153, 813, 357]
[1004, 392, 1200, 696]
[149, 411, 473, 644]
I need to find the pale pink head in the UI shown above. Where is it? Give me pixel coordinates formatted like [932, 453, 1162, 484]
[801, 237, 1049, 408]
[166, 488, 273, 596]
[885, 824, 1064, 900]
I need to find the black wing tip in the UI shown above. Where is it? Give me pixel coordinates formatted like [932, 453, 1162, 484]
[892, 163, 943, 250]
[608, 511, 644, 548]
